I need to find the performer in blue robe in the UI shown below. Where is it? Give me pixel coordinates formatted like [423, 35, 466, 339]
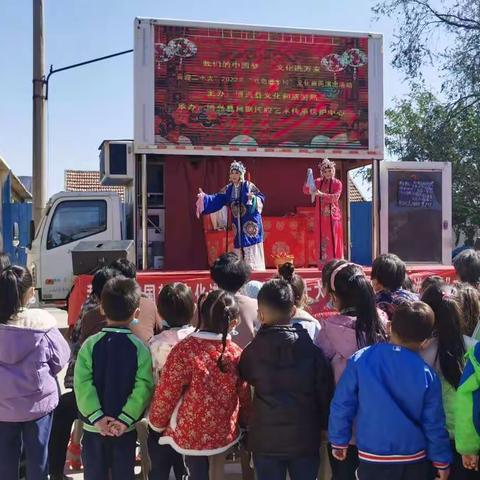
[196, 160, 266, 270]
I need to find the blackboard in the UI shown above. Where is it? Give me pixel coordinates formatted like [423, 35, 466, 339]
[388, 170, 442, 263]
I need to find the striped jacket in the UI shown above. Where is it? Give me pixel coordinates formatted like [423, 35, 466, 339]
[329, 343, 452, 469]
[74, 326, 154, 433]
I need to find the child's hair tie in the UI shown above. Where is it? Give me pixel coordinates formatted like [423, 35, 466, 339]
[330, 263, 351, 292]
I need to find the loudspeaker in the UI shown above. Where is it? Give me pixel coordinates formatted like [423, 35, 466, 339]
[71, 240, 135, 275]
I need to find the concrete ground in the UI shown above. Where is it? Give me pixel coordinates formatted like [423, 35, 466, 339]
[48, 307, 242, 480]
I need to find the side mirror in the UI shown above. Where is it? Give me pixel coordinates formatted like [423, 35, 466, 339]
[27, 220, 35, 250]
[12, 222, 20, 248]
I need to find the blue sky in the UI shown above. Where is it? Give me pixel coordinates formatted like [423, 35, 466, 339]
[0, 0, 443, 195]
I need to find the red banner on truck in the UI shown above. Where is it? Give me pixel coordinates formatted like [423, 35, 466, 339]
[68, 266, 456, 327]
[134, 20, 384, 158]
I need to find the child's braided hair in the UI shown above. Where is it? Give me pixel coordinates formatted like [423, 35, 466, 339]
[197, 289, 240, 373]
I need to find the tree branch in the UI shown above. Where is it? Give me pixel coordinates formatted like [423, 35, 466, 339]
[409, 0, 480, 30]
[439, 95, 480, 132]
[446, 93, 480, 112]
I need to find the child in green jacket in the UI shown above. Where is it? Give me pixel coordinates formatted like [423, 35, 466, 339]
[455, 342, 480, 472]
[74, 277, 154, 480]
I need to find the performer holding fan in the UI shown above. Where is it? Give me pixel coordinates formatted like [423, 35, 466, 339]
[196, 160, 266, 270]
[304, 158, 344, 265]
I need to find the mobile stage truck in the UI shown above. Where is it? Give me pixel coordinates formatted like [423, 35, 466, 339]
[26, 18, 454, 320]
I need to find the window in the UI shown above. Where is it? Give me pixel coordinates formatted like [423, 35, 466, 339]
[47, 200, 107, 250]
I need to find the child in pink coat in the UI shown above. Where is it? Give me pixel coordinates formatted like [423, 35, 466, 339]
[316, 261, 387, 480]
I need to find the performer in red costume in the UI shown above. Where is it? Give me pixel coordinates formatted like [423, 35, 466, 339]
[303, 158, 344, 265]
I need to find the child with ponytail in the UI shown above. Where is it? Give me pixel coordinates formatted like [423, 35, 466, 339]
[420, 282, 476, 479]
[318, 262, 387, 382]
[149, 290, 251, 480]
[317, 261, 387, 480]
[277, 262, 321, 342]
[0, 265, 70, 479]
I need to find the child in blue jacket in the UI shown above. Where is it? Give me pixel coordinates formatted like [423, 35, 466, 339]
[329, 301, 452, 480]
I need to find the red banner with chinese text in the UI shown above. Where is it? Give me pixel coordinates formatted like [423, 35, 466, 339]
[154, 25, 368, 151]
[68, 266, 457, 327]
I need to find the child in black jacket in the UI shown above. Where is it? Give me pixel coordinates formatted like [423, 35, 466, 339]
[239, 278, 333, 480]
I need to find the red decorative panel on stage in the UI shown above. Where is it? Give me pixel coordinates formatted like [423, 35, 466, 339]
[263, 216, 307, 268]
[202, 215, 214, 232]
[153, 25, 369, 151]
[296, 206, 315, 231]
[203, 214, 310, 268]
[205, 231, 235, 266]
[296, 206, 316, 266]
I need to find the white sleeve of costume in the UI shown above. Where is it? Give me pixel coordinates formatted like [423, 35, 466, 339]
[256, 197, 264, 214]
[195, 192, 206, 218]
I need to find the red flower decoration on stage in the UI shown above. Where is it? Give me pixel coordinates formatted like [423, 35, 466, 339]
[272, 251, 295, 268]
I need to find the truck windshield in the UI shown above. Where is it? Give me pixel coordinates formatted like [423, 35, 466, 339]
[47, 200, 107, 250]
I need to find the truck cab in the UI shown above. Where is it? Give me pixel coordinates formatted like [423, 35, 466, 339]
[27, 191, 124, 301]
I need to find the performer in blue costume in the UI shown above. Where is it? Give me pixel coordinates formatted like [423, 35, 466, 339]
[196, 160, 266, 270]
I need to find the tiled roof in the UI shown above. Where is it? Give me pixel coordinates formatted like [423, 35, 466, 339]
[64, 170, 125, 201]
[348, 177, 365, 202]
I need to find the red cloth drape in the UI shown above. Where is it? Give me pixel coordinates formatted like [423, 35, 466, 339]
[164, 156, 226, 270]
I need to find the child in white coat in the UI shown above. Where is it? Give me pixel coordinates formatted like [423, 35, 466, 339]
[148, 283, 196, 480]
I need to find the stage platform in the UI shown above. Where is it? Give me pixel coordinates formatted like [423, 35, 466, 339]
[68, 265, 456, 326]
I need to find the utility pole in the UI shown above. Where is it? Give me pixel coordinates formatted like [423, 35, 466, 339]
[32, 0, 47, 227]
[31, 0, 131, 228]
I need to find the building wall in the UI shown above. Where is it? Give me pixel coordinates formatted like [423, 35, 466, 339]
[1, 171, 32, 266]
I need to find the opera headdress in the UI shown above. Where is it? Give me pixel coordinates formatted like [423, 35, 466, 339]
[230, 160, 246, 178]
[319, 158, 336, 176]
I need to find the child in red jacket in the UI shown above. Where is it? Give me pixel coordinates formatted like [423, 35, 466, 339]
[149, 289, 251, 480]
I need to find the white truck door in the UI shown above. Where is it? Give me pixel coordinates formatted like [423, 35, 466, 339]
[40, 198, 114, 300]
[379, 161, 452, 265]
